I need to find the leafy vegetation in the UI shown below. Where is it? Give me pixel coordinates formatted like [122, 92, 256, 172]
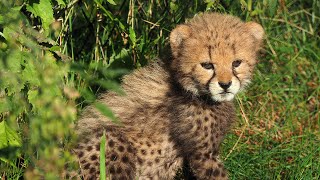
[0, 0, 319, 179]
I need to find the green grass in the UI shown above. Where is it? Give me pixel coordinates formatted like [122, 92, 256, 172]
[0, 0, 319, 179]
[220, 1, 320, 179]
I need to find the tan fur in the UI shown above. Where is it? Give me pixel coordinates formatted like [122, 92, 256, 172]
[72, 13, 264, 180]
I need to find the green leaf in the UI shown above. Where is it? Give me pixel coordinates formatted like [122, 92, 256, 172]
[2, 26, 15, 41]
[99, 131, 106, 180]
[267, 0, 278, 17]
[94, 0, 114, 20]
[28, 89, 39, 111]
[94, 102, 119, 124]
[129, 27, 136, 46]
[55, 0, 66, 6]
[26, 0, 54, 36]
[0, 121, 22, 150]
[0, 97, 10, 113]
[0, 14, 3, 24]
[106, 0, 117, 5]
[22, 61, 41, 86]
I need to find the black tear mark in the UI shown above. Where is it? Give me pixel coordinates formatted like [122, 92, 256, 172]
[208, 45, 212, 60]
[231, 43, 236, 55]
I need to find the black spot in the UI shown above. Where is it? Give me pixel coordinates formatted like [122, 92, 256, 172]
[213, 169, 220, 176]
[109, 165, 115, 173]
[146, 142, 151, 147]
[157, 149, 162, 155]
[196, 119, 202, 126]
[205, 169, 212, 176]
[96, 132, 103, 138]
[89, 167, 96, 173]
[127, 146, 134, 153]
[208, 45, 212, 59]
[203, 142, 209, 148]
[78, 151, 84, 158]
[221, 172, 226, 177]
[194, 131, 199, 136]
[204, 126, 208, 131]
[147, 161, 153, 166]
[141, 149, 147, 155]
[119, 137, 125, 143]
[204, 152, 210, 159]
[155, 158, 160, 163]
[231, 43, 236, 55]
[116, 167, 122, 174]
[194, 153, 201, 160]
[205, 132, 209, 137]
[151, 150, 154, 155]
[108, 140, 115, 147]
[196, 126, 201, 131]
[125, 168, 131, 175]
[76, 144, 84, 149]
[118, 146, 125, 152]
[95, 144, 100, 151]
[204, 116, 209, 121]
[83, 163, 90, 170]
[137, 157, 143, 165]
[210, 123, 215, 128]
[90, 154, 98, 161]
[119, 176, 126, 180]
[122, 156, 129, 163]
[111, 153, 118, 161]
[212, 157, 217, 162]
[86, 146, 93, 151]
[80, 160, 87, 164]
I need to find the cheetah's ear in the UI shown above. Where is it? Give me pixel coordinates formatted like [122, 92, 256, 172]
[245, 22, 265, 45]
[170, 25, 192, 57]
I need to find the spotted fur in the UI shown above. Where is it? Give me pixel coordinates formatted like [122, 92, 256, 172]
[72, 13, 264, 180]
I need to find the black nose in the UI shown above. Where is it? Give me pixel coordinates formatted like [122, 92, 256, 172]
[218, 81, 232, 90]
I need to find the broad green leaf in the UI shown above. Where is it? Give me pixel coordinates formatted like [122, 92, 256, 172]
[0, 98, 10, 113]
[0, 121, 22, 150]
[2, 26, 15, 41]
[99, 131, 106, 180]
[94, 102, 119, 124]
[129, 27, 136, 45]
[106, 0, 117, 5]
[26, 0, 54, 36]
[22, 62, 41, 86]
[28, 89, 39, 110]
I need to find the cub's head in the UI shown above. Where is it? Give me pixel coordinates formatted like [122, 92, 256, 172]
[170, 13, 264, 102]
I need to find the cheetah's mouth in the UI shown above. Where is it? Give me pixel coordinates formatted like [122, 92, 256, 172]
[219, 91, 233, 95]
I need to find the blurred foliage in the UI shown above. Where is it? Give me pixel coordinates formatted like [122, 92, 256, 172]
[0, 0, 319, 179]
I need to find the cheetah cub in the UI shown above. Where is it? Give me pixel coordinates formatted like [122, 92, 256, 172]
[74, 13, 264, 179]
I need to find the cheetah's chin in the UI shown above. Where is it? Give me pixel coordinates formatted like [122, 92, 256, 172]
[211, 92, 235, 102]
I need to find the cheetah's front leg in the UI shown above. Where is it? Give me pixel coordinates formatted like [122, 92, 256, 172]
[189, 152, 228, 180]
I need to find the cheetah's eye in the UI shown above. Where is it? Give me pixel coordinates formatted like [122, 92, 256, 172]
[232, 60, 242, 68]
[201, 62, 214, 70]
